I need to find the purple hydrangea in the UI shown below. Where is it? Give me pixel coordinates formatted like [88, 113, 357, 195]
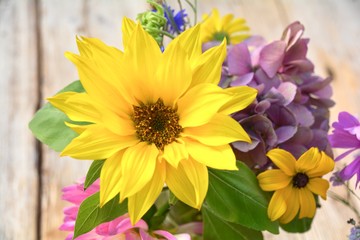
[222, 21, 334, 170]
[329, 111, 360, 188]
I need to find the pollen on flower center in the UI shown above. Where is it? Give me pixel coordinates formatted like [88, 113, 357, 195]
[292, 173, 309, 188]
[132, 98, 182, 150]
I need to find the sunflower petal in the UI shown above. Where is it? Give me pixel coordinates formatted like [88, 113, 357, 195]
[100, 150, 125, 206]
[219, 86, 257, 115]
[307, 178, 329, 200]
[184, 138, 237, 170]
[157, 41, 192, 106]
[122, 17, 136, 48]
[162, 140, 189, 168]
[128, 161, 166, 224]
[298, 188, 316, 219]
[257, 169, 292, 191]
[171, 24, 202, 60]
[47, 92, 100, 123]
[266, 149, 296, 176]
[190, 39, 226, 86]
[166, 158, 208, 209]
[61, 125, 139, 160]
[119, 142, 159, 201]
[178, 83, 234, 127]
[267, 189, 287, 221]
[183, 113, 250, 146]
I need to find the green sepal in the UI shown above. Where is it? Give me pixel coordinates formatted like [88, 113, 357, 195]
[280, 216, 313, 233]
[204, 161, 279, 234]
[73, 192, 128, 239]
[84, 160, 105, 190]
[203, 207, 263, 240]
[29, 80, 85, 152]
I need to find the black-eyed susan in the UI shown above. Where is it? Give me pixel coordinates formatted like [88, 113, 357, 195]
[200, 8, 250, 44]
[257, 147, 334, 224]
[48, 17, 257, 224]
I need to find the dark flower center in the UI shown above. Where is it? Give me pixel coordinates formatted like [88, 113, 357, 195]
[132, 98, 182, 150]
[292, 173, 309, 188]
[213, 31, 230, 43]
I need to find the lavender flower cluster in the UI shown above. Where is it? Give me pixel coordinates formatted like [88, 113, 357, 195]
[219, 22, 334, 171]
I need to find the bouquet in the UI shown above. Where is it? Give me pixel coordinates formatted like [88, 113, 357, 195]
[28, 1, 360, 239]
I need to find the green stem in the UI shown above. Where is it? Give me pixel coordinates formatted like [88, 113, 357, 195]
[184, 0, 197, 24]
[329, 191, 360, 221]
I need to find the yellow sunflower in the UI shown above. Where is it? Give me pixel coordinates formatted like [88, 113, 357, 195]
[48, 17, 257, 224]
[257, 148, 334, 224]
[201, 8, 250, 44]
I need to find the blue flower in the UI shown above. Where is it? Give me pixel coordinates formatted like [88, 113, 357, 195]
[162, 4, 187, 34]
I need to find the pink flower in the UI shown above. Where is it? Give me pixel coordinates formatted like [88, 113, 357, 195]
[60, 178, 182, 240]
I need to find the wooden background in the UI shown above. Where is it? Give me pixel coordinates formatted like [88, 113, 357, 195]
[1, 0, 360, 239]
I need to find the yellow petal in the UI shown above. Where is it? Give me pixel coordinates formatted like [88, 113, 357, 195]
[100, 150, 125, 206]
[267, 189, 287, 222]
[166, 158, 208, 209]
[266, 149, 296, 176]
[128, 161, 166, 225]
[64, 122, 88, 135]
[298, 188, 316, 219]
[48, 92, 100, 123]
[119, 142, 159, 201]
[183, 113, 250, 146]
[162, 140, 189, 168]
[156, 40, 192, 107]
[184, 137, 237, 170]
[307, 178, 329, 200]
[65, 52, 134, 113]
[178, 83, 234, 128]
[122, 17, 136, 48]
[190, 39, 226, 87]
[170, 24, 202, 60]
[61, 125, 139, 160]
[296, 147, 320, 173]
[230, 34, 251, 44]
[257, 169, 292, 191]
[279, 186, 300, 224]
[123, 22, 161, 104]
[224, 18, 248, 33]
[219, 86, 257, 115]
[306, 151, 335, 177]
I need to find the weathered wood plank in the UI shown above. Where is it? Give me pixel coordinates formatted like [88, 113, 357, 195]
[0, 0, 39, 239]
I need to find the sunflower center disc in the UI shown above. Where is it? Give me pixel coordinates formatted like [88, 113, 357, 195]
[213, 31, 230, 42]
[292, 173, 309, 188]
[133, 98, 182, 150]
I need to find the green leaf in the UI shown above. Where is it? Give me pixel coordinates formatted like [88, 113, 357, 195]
[84, 160, 105, 190]
[29, 80, 85, 152]
[203, 207, 263, 240]
[204, 161, 279, 234]
[73, 192, 128, 239]
[280, 216, 313, 233]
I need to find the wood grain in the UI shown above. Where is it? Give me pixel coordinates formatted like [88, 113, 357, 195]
[0, 0, 38, 239]
[1, 0, 359, 239]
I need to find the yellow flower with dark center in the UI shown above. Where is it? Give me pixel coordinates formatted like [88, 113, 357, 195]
[257, 148, 334, 224]
[48, 17, 257, 224]
[201, 8, 250, 44]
